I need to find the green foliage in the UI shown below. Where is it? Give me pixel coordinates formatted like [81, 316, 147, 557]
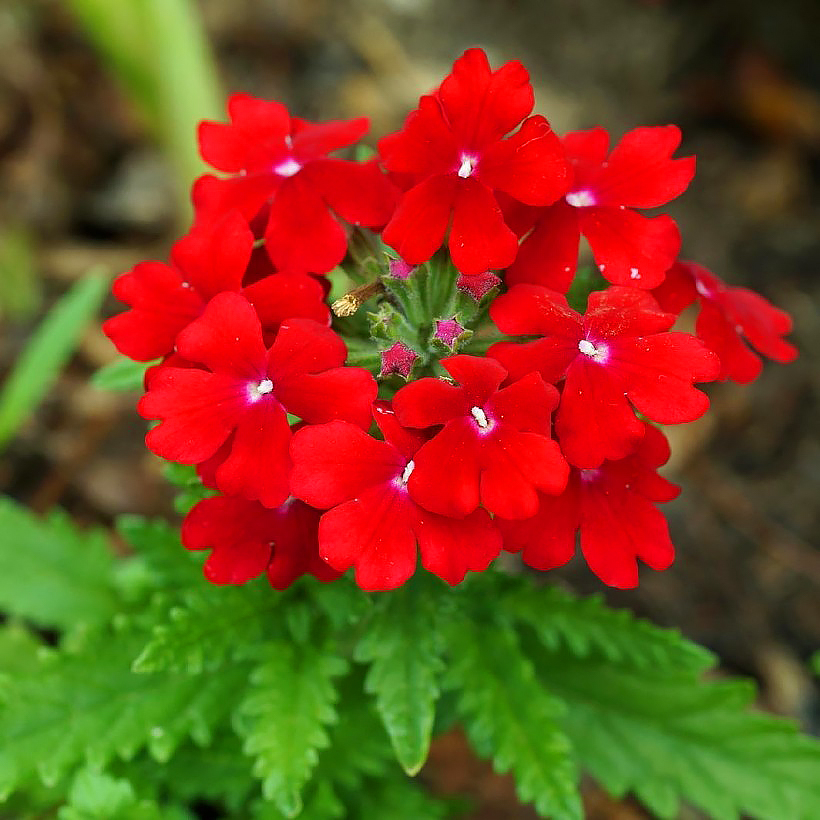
[0, 499, 118, 629]
[444, 614, 583, 819]
[505, 579, 713, 672]
[92, 357, 153, 392]
[541, 649, 820, 820]
[0, 223, 39, 320]
[57, 767, 162, 820]
[0, 272, 108, 449]
[235, 641, 348, 817]
[354, 576, 448, 774]
[64, 0, 222, 221]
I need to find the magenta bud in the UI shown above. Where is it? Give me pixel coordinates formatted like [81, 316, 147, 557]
[434, 317, 466, 349]
[457, 270, 501, 301]
[387, 257, 417, 280]
[379, 341, 418, 378]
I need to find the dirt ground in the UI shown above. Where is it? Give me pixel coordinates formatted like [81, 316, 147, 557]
[1, 1, 818, 816]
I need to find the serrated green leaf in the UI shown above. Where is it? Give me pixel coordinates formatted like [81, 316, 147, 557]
[92, 357, 153, 391]
[0, 622, 248, 799]
[540, 650, 820, 820]
[0, 272, 108, 448]
[235, 642, 348, 817]
[444, 617, 582, 819]
[506, 580, 712, 672]
[116, 516, 201, 588]
[349, 774, 451, 820]
[57, 767, 151, 820]
[0, 498, 118, 629]
[133, 582, 280, 674]
[354, 577, 447, 774]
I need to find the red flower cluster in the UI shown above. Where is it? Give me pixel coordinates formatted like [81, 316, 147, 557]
[105, 48, 796, 592]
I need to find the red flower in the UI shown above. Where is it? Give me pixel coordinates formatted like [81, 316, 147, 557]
[500, 423, 679, 588]
[652, 261, 797, 384]
[103, 211, 329, 361]
[489, 285, 720, 467]
[290, 402, 502, 590]
[507, 126, 695, 292]
[182, 495, 340, 588]
[139, 291, 376, 508]
[379, 48, 568, 276]
[196, 93, 397, 273]
[392, 355, 568, 519]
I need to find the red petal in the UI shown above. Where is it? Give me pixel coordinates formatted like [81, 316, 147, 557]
[583, 286, 675, 339]
[192, 173, 279, 225]
[393, 377, 470, 429]
[441, 355, 507, 406]
[319, 485, 417, 590]
[505, 203, 581, 292]
[414, 505, 502, 585]
[478, 116, 569, 206]
[580, 207, 681, 288]
[291, 116, 369, 160]
[487, 372, 558, 434]
[170, 211, 253, 300]
[719, 286, 797, 365]
[594, 125, 695, 208]
[437, 48, 534, 148]
[176, 292, 267, 378]
[449, 178, 518, 275]
[480, 429, 569, 519]
[378, 96, 459, 176]
[264, 175, 347, 273]
[290, 421, 403, 509]
[563, 127, 610, 167]
[490, 283, 582, 338]
[556, 359, 645, 467]
[695, 299, 763, 384]
[651, 260, 699, 314]
[407, 418, 482, 517]
[381, 175, 458, 266]
[104, 262, 203, 361]
[243, 273, 330, 332]
[275, 367, 377, 430]
[140, 369, 246, 463]
[372, 401, 427, 461]
[489, 337, 578, 385]
[306, 158, 398, 228]
[611, 333, 719, 423]
[213, 398, 292, 508]
[267, 319, 347, 380]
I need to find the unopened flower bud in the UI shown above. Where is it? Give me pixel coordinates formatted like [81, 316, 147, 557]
[457, 271, 501, 301]
[379, 341, 418, 379]
[387, 257, 417, 280]
[434, 317, 466, 350]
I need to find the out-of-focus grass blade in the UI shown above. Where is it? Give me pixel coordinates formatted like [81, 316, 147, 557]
[63, 0, 223, 221]
[0, 225, 40, 320]
[0, 271, 108, 449]
[92, 357, 153, 392]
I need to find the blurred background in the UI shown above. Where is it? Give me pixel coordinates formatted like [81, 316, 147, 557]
[0, 0, 817, 816]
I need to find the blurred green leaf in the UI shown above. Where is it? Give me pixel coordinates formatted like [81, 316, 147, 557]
[0, 224, 40, 320]
[0, 271, 108, 448]
[92, 357, 153, 391]
[64, 0, 223, 221]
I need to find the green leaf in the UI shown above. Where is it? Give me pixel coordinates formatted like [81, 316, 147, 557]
[541, 650, 820, 820]
[0, 223, 40, 320]
[0, 498, 118, 629]
[133, 582, 280, 674]
[354, 577, 447, 774]
[349, 774, 451, 820]
[445, 617, 582, 819]
[57, 767, 161, 820]
[506, 580, 712, 672]
[235, 642, 348, 817]
[92, 357, 153, 391]
[0, 272, 108, 448]
[0, 621, 248, 799]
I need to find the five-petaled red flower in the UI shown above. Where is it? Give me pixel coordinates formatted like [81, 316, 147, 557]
[499, 423, 679, 588]
[652, 260, 798, 384]
[379, 48, 568, 276]
[507, 126, 695, 292]
[290, 402, 502, 590]
[489, 285, 720, 467]
[182, 495, 340, 588]
[196, 93, 397, 273]
[392, 355, 569, 519]
[139, 291, 376, 508]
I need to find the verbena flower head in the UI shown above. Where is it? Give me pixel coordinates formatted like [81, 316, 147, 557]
[105, 47, 797, 591]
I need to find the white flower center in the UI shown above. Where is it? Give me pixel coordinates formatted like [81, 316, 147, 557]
[629, 267, 641, 280]
[457, 153, 478, 178]
[247, 378, 274, 402]
[273, 157, 302, 177]
[580, 468, 601, 482]
[471, 406, 490, 429]
[565, 189, 597, 207]
[695, 279, 712, 298]
[578, 339, 608, 363]
[401, 460, 415, 484]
